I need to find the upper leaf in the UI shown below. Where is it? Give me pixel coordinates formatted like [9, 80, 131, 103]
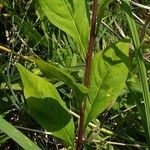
[85, 38, 130, 127]
[39, 0, 89, 57]
[17, 64, 75, 147]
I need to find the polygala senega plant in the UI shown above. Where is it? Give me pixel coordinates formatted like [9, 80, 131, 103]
[76, 0, 98, 149]
[1, 0, 148, 149]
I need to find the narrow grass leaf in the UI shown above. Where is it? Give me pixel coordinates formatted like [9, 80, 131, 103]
[14, 16, 48, 47]
[96, 0, 111, 34]
[122, 0, 150, 147]
[0, 115, 41, 150]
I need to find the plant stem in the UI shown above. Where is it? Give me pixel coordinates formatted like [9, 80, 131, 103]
[76, 0, 98, 149]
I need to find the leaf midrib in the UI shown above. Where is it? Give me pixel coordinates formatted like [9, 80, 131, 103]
[91, 63, 111, 105]
[87, 60, 113, 123]
[62, 0, 85, 54]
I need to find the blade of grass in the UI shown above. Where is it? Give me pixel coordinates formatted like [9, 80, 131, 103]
[96, 0, 111, 35]
[122, 0, 150, 148]
[0, 115, 41, 150]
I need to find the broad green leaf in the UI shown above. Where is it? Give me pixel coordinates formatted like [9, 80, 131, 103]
[39, 0, 89, 58]
[27, 56, 88, 105]
[85, 38, 130, 127]
[27, 97, 74, 147]
[17, 64, 74, 147]
[0, 115, 41, 150]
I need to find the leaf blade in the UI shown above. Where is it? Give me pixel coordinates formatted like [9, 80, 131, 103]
[28, 57, 88, 105]
[17, 64, 75, 147]
[39, 0, 89, 57]
[0, 115, 41, 150]
[85, 38, 130, 126]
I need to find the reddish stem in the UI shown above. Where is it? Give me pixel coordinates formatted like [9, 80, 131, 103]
[76, 0, 98, 150]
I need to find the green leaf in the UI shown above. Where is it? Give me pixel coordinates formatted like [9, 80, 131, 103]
[0, 97, 12, 114]
[14, 15, 48, 47]
[0, 115, 41, 150]
[17, 64, 75, 147]
[28, 57, 88, 105]
[96, 0, 111, 34]
[39, 0, 89, 58]
[127, 74, 142, 94]
[122, 1, 150, 147]
[27, 97, 74, 147]
[0, 133, 9, 144]
[85, 38, 130, 127]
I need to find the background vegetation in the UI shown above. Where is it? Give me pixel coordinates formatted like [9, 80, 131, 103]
[0, 0, 150, 149]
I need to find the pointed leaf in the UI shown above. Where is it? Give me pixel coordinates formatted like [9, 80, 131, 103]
[17, 64, 74, 147]
[39, 0, 89, 57]
[27, 57, 88, 105]
[85, 38, 130, 126]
